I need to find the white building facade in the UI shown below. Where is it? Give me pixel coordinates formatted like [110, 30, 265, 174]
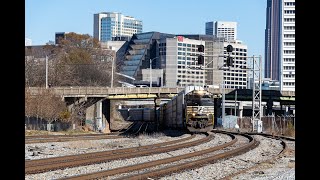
[223, 40, 248, 89]
[265, 0, 295, 91]
[281, 0, 295, 91]
[100, 41, 126, 52]
[159, 36, 205, 87]
[93, 12, 143, 42]
[206, 21, 237, 41]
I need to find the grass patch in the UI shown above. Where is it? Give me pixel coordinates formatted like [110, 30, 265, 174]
[287, 162, 295, 168]
[283, 122, 295, 137]
[25, 129, 98, 136]
[60, 129, 97, 135]
[25, 130, 50, 136]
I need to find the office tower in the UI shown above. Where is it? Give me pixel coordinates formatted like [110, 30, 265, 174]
[222, 40, 248, 89]
[265, 0, 295, 91]
[159, 36, 206, 87]
[117, 32, 175, 83]
[93, 12, 143, 42]
[183, 34, 248, 89]
[205, 22, 214, 35]
[206, 21, 237, 41]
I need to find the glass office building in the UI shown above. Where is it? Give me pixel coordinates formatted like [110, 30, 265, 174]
[94, 12, 143, 42]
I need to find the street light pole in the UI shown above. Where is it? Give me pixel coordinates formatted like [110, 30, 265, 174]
[222, 82, 225, 122]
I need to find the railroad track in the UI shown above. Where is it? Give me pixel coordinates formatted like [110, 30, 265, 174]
[25, 133, 205, 174]
[215, 130, 295, 180]
[26, 131, 292, 180]
[53, 131, 257, 180]
[25, 134, 123, 144]
[25, 131, 122, 139]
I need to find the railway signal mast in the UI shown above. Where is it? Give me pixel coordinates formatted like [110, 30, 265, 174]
[251, 55, 263, 133]
[193, 43, 263, 133]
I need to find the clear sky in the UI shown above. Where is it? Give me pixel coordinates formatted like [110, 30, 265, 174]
[25, 0, 267, 57]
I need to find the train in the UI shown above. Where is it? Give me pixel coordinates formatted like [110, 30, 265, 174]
[159, 86, 215, 133]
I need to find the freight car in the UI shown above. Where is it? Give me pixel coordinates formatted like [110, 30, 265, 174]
[160, 86, 215, 133]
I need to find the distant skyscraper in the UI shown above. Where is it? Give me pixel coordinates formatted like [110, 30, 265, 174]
[25, 38, 32, 46]
[205, 21, 237, 41]
[93, 12, 143, 42]
[205, 22, 214, 35]
[264, 0, 295, 91]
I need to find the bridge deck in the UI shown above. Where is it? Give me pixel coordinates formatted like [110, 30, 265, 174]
[26, 87, 295, 100]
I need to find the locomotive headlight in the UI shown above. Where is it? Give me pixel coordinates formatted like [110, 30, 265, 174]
[192, 113, 195, 116]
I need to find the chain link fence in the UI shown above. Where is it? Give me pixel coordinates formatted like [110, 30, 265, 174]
[236, 114, 295, 137]
[25, 117, 72, 131]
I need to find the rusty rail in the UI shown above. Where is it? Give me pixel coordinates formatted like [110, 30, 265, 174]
[25, 135, 123, 144]
[26, 134, 209, 174]
[219, 132, 291, 180]
[114, 133, 258, 180]
[57, 132, 256, 180]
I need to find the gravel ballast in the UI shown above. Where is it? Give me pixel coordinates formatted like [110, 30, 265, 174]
[25, 132, 295, 180]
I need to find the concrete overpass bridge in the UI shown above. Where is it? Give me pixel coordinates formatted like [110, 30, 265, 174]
[26, 86, 295, 101]
[25, 87, 295, 132]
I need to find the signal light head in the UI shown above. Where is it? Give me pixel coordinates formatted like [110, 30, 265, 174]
[198, 55, 204, 65]
[226, 45, 233, 52]
[197, 45, 204, 52]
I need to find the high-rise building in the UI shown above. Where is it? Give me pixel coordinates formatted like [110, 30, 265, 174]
[205, 21, 237, 41]
[205, 22, 215, 36]
[183, 34, 248, 89]
[178, 35, 224, 87]
[265, 0, 295, 91]
[222, 40, 248, 89]
[159, 36, 206, 87]
[117, 32, 248, 88]
[93, 12, 143, 42]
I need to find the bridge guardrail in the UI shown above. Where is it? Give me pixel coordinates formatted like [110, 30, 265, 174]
[25, 87, 295, 97]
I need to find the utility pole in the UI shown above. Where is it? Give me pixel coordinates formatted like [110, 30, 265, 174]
[234, 90, 237, 116]
[222, 82, 225, 122]
[221, 44, 233, 122]
[45, 55, 48, 89]
[111, 56, 114, 88]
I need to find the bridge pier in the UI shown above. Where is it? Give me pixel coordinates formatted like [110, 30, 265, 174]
[96, 101, 103, 132]
[266, 98, 274, 116]
[238, 101, 243, 118]
[85, 98, 110, 133]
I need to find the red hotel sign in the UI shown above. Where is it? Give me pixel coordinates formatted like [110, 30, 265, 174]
[177, 36, 183, 42]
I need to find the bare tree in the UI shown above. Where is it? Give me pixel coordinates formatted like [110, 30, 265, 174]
[25, 56, 46, 87]
[41, 91, 67, 131]
[25, 32, 120, 87]
[25, 89, 35, 129]
[25, 88, 69, 130]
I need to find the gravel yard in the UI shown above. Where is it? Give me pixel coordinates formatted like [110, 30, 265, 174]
[25, 132, 295, 180]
